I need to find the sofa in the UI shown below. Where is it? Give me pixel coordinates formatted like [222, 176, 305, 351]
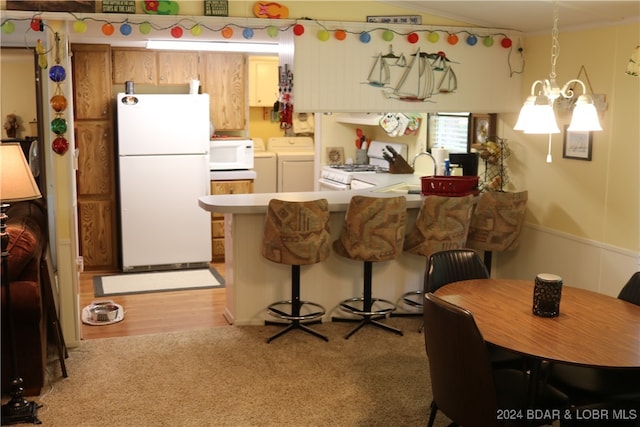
[1, 199, 48, 396]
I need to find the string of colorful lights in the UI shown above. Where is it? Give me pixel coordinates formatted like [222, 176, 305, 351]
[1, 13, 515, 48]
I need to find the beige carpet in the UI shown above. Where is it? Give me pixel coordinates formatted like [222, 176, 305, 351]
[32, 319, 456, 426]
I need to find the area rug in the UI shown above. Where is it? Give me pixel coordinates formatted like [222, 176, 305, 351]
[93, 268, 224, 297]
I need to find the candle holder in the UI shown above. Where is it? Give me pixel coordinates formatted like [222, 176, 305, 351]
[533, 273, 563, 317]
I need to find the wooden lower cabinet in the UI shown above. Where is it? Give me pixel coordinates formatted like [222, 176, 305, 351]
[77, 200, 116, 268]
[210, 179, 253, 261]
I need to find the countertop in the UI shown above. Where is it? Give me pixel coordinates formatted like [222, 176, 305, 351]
[199, 172, 423, 214]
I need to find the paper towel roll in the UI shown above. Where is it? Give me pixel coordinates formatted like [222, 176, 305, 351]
[432, 147, 449, 175]
[189, 79, 200, 94]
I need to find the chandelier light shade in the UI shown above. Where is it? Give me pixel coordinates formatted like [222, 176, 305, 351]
[515, 5, 603, 137]
[568, 95, 603, 131]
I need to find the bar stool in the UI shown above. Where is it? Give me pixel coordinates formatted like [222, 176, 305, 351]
[398, 194, 474, 315]
[262, 198, 331, 343]
[466, 191, 528, 274]
[331, 195, 407, 339]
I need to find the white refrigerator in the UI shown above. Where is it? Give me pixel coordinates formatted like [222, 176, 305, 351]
[117, 93, 212, 272]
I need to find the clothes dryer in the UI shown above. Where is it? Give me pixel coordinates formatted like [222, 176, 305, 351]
[252, 138, 277, 193]
[267, 137, 315, 192]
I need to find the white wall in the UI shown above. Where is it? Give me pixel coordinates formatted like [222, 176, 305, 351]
[0, 49, 36, 139]
[493, 22, 640, 294]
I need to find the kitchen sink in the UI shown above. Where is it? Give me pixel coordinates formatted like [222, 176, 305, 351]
[376, 183, 422, 194]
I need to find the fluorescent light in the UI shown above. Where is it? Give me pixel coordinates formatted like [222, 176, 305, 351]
[146, 40, 279, 53]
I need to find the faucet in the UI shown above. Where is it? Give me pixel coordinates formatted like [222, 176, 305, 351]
[411, 152, 437, 175]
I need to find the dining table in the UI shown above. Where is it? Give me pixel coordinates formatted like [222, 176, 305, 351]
[435, 278, 640, 410]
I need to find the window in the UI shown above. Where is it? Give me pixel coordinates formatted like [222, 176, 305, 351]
[427, 112, 471, 153]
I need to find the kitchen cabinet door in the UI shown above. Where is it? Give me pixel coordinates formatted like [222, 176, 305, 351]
[210, 179, 253, 261]
[157, 51, 201, 85]
[75, 121, 114, 196]
[72, 44, 111, 120]
[202, 53, 247, 131]
[72, 44, 118, 270]
[78, 200, 117, 269]
[249, 56, 279, 107]
[112, 48, 157, 85]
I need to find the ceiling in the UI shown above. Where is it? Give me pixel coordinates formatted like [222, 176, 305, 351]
[384, 1, 640, 34]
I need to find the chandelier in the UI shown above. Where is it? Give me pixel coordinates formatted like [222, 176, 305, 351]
[514, 4, 603, 135]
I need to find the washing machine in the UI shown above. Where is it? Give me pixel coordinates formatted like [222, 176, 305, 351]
[252, 138, 277, 193]
[267, 137, 315, 193]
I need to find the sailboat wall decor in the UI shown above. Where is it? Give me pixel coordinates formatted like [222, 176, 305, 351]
[384, 48, 435, 102]
[431, 51, 458, 94]
[293, 20, 522, 112]
[367, 53, 390, 87]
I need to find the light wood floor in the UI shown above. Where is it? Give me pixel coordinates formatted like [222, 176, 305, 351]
[79, 263, 230, 340]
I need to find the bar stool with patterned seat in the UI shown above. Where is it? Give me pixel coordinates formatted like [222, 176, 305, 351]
[331, 195, 407, 339]
[262, 198, 331, 343]
[466, 190, 528, 274]
[397, 194, 475, 317]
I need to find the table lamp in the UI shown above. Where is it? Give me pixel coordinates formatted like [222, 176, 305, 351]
[1, 143, 42, 425]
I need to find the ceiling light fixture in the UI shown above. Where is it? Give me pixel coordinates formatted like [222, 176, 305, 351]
[514, 3, 602, 161]
[146, 40, 280, 54]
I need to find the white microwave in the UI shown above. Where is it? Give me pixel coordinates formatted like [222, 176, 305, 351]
[209, 139, 254, 170]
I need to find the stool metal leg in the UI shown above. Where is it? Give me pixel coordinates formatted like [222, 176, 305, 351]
[332, 261, 403, 339]
[265, 265, 328, 343]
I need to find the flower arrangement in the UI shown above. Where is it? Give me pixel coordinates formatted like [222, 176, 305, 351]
[3, 114, 20, 138]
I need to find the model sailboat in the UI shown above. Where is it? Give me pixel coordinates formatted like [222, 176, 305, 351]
[385, 48, 434, 101]
[430, 51, 458, 93]
[367, 53, 390, 87]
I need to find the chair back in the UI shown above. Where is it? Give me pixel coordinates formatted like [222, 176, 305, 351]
[403, 194, 474, 258]
[262, 199, 330, 265]
[467, 190, 528, 252]
[423, 293, 499, 426]
[333, 195, 406, 262]
[426, 249, 489, 293]
[618, 271, 640, 306]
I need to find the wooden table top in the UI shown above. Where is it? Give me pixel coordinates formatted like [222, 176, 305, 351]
[435, 279, 640, 368]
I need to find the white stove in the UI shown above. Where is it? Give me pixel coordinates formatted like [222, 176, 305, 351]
[318, 141, 407, 191]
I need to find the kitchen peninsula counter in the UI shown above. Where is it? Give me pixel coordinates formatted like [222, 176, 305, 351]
[199, 173, 425, 326]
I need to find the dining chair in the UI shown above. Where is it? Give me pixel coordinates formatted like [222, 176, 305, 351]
[546, 272, 640, 412]
[618, 271, 640, 305]
[422, 293, 568, 427]
[403, 248, 489, 332]
[423, 249, 526, 370]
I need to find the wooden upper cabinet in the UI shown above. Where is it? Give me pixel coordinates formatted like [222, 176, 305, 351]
[202, 52, 246, 131]
[72, 44, 112, 120]
[157, 51, 201, 85]
[112, 49, 157, 84]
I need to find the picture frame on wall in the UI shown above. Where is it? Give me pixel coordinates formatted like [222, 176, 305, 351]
[102, 1, 136, 14]
[563, 125, 593, 161]
[366, 15, 422, 24]
[470, 113, 497, 146]
[6, 1, 95, 12]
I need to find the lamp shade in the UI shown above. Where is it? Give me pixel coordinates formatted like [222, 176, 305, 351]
[513, 96, 535, 131]
[0, 143, 41, 202]
[567, 96, 603, 131]
[518, 95, 560, 134]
